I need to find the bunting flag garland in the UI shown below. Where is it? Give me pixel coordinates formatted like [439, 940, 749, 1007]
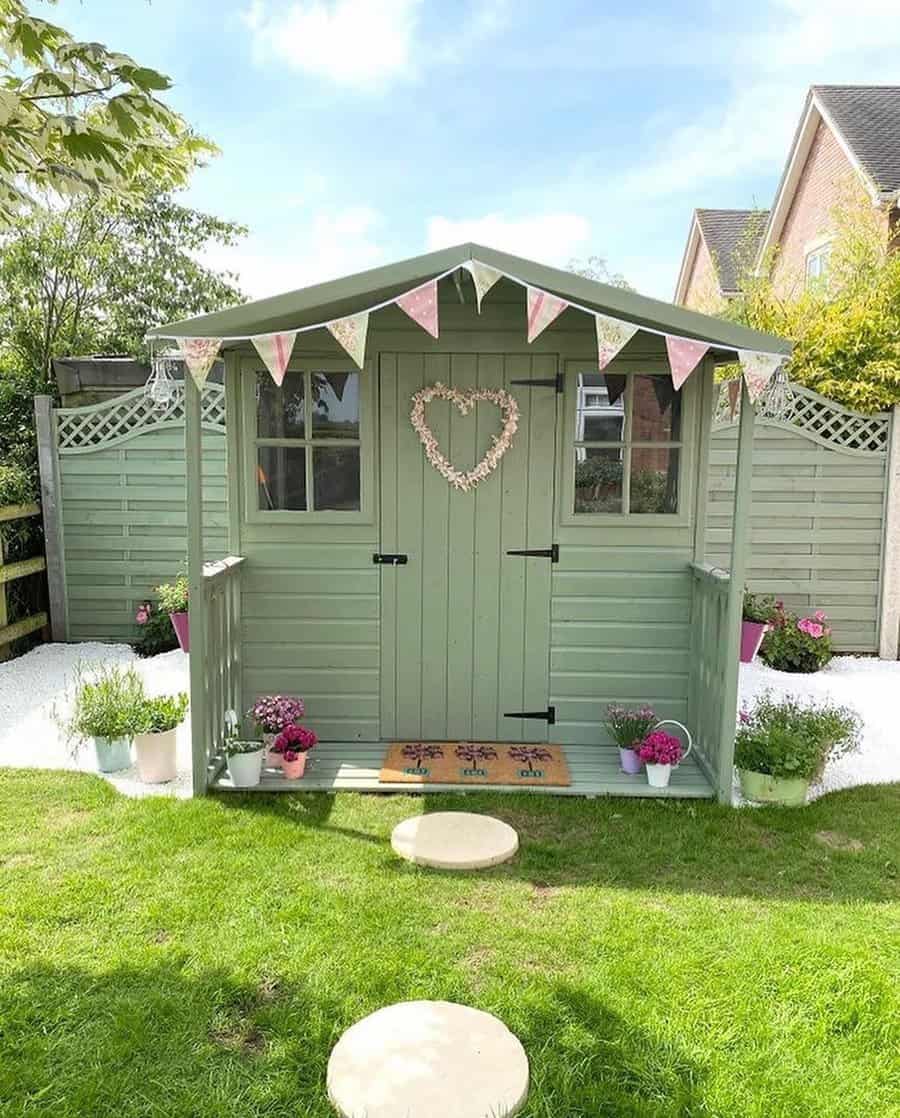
[595, 313, 638, 371]
[739, 349, 783, 403]
[253, 330, 297, 386]
[327, 312, 369, 369]
[727, 378, 741, 420]
[464, 260, 503, 312]
[179, 337, 221, 389]
[665, 336, 709, 390]
[396, 280, 439, 338]
[526, 286, 568, 343]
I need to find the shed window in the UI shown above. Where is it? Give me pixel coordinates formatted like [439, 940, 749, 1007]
[573, 372, 682, 515]
[255, 370, 361, 511]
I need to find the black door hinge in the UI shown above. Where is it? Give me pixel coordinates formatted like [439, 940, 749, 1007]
[504, 705, 556, 725]
[373, 553, 408, 566]
[506, 544, 559, 562]
[509, 372, 564, 393]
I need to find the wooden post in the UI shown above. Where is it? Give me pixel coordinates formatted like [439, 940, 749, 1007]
[692, 359, 715, 564]
[185, 375, 208, 794]
[878, 405, 900, 659]
[716, 379, 755, 802]
[34, 396, 68, 642]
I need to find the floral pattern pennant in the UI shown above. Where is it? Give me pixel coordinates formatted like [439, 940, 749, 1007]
[739, 350, 783, 403]
[665, 336, 709, 390]
[252, 330, 298, 387]
[526, 286, 568, 343]
[327, 312, 369, 369]
[396, 279, 439, 338]
[178, 337, 221, 390]
[464, 259, 503, 312]
[595, 313, 638, 371]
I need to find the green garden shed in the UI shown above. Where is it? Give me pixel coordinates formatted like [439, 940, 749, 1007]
[147, 244, 790, 802]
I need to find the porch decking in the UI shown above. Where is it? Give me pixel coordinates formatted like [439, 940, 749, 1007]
[211, 742, 714, 798]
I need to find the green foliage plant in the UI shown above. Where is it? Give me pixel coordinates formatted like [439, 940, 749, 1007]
[760, 603, 834, 673]
[134, 693, 188, 735]
[743, 590, 777, 624]
[156, 575, 188, 614]
[735, 691, 860, 781]
[132, 601, 179, 658]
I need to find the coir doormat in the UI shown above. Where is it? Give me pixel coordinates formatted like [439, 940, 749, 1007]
[380, 742, 570, 787]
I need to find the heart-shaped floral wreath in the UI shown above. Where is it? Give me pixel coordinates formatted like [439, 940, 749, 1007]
[409, 382, 520, 492]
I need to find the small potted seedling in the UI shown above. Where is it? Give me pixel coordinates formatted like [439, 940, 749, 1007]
[741, 590, 777, 663]
[248, 695, 306, 768]
[133, 692, 189, 783]
[637, 721, 692, 789]
[59, 663, 145, 773]
[222, 709, 265, 788]
[275, 724, 318, 779]
[156, 575, 189, 652]
[604, 704, 657, 774]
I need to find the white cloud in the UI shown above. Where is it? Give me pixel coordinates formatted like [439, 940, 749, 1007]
[241, 0, 422, 88]
[426, 213, 591, 267]
[201, 205, 386, 300]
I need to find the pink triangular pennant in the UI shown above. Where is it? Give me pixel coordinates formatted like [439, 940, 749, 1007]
[327, 312, 369, 369]
[526, 287, 568, 343]
[595, 313, 638, 371]
[178, 337, 221, 390]
[739, 350, 782, 403]
[396, 279, 439, 339]
[665, 336, 709, 390]
[253, 330, 298, 386]
[727, 379, 741, 419]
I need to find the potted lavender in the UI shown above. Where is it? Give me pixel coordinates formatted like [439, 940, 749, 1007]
[248, 695, 306, 768]
[604, 705, 656, 774]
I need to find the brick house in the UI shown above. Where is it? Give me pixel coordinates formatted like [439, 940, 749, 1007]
[675, 85, 900, 309]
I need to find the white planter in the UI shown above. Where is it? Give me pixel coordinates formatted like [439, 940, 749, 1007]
[226, 748, 264, 788]
[645, 762, 672, 788]
[134, 728, 178, 783]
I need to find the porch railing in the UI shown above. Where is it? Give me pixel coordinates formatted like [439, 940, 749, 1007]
[198, 555, 244, 787]
[687, 561, 731, 788]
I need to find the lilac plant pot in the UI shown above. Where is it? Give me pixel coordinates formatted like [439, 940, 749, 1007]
[740, 620, 766, 663]
[169, 611, 190, 653]
[619, 747, 643, 774]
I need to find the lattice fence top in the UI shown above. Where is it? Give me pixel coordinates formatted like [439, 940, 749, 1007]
[713, 381, 890, 456]
[56, 383, 226, 453]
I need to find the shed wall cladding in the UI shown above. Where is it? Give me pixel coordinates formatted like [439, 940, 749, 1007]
[230, 282, 701, 744]
[56, 386, 227, 641]
[707, 387, 891, 653]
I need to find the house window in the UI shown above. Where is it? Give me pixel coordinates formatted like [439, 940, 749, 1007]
[805, 242, 831, 286]
[255, 370, 361, 511]
[573, 372, 682, 515]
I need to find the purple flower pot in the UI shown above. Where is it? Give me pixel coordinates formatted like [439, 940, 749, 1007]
[740, 620, 766, 663]
[169, 611, 190, 653]
[619, 746, 643, 774]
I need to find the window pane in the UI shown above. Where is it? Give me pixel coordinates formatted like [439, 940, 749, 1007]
[630, 447, 679, 514]
[257, 371, 305, 438]
[574, 448, 623, 513]
[258, 446, 306, 510]
[312, 372, 360, 439]
[313, 446, 361, 511]
[576, 372, 625, 442]
[632, 374, 681, 442]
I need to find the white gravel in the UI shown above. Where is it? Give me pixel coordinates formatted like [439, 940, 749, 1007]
[1, 643, 898, 803]
[0, 642, 192, 798]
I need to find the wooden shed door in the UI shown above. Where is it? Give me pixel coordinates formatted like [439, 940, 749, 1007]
[378, 353, 557, 743]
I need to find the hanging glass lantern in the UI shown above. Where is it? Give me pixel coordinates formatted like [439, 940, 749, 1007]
[763, 364, 794, 421]
[145, 344, 180, 410]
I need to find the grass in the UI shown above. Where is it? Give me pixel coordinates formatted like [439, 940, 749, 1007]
[1, 771, 899, 1117]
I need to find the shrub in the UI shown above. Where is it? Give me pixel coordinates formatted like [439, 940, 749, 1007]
[629, 469, 671, 514]
[604, 704, 656, 749]
[59, 663, 145, 748]
[760, 604, 833, 672]
[156, 575, 189, 614]
[743, 590, 777, 624]
[132, 601, 179, 658]
[575, 456, 623, 488]
[0, 463, 35, 507]
[735, 691, 860, 781]
[135, 693, 189, 734]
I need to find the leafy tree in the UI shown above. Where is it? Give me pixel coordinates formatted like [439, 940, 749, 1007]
[567, 254, 632, 290]
[0, 0, 212, 223]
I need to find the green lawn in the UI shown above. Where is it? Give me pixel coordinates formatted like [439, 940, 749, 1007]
[1, 771, 899, 1117]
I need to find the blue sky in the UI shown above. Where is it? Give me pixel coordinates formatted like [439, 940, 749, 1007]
[50, 0, 900, 301]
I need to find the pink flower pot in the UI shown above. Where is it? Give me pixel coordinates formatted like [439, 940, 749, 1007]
[740, 620, 767, 663]
[282, 754, 307, 780]
[618, 747, 643, 774]
[169, 611, 190, 653]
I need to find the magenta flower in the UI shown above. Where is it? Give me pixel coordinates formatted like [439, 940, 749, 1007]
[135, 603, 150, 625]
[274, 723, 318, 753]
[637, 730, 683, 766]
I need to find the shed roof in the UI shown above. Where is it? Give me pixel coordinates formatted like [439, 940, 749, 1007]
[149, 242, 790, 357]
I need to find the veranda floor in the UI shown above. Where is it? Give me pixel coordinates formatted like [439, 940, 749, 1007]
[211, 742, 715, 798]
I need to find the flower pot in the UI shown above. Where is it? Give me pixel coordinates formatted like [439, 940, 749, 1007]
[738, 767, 809, 807]
[645, 762, 672, 788]
[134, 728, 177, 784]
[618, 746, 643, 774]
[226, 748, 264, 788]
[281, 754, 307, 780]
[93, 735, 131, 773]
[169, 611, 190, 652]
[740, 620, 767, 663]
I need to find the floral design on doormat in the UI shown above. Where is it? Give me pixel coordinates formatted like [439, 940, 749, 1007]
[455, 743, 499, 765]
[508, 746, 553, 776]
[410, 382, 519, 492]
[401, 743, 444, 769]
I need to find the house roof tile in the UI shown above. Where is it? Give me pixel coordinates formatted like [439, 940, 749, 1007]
[813, 85, 900, 194]
[695, 209, 769, 293]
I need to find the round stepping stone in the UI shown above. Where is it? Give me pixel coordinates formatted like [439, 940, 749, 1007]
[391, 811, 518, 870]
[327, 1000, 529, 1118]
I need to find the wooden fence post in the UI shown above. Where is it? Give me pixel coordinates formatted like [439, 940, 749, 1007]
[34, 395, 68, 642]
[879, 405, 900, 659]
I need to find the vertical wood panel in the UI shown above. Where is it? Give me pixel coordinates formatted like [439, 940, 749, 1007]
[378, 353, 399, 739]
